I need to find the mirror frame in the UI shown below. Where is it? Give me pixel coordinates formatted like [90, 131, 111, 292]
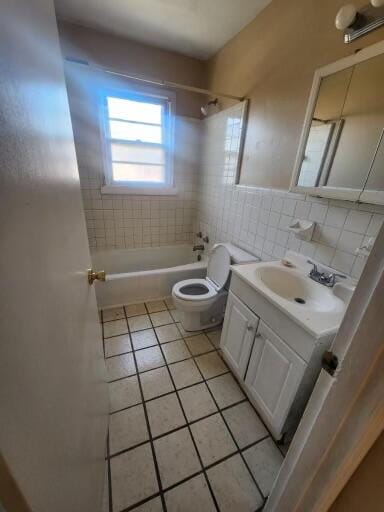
[290, 40, 384, 204]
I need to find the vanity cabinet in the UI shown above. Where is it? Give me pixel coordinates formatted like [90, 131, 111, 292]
[221, 292, 259, 378]
[245, 321, 306, 439]
[220, 274, 333, 440]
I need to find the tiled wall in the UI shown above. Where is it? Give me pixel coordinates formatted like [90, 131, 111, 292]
[196, 104, 384, 279]
[79, 116, 201, 249]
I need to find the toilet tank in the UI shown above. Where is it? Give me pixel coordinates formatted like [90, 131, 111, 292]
[215, 243, 260, 264]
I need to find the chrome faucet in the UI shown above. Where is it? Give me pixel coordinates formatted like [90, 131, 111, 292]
[193, 244, 205, 251]
[307, 260, 346, 287]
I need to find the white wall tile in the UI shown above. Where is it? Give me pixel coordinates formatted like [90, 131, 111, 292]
[195, 103, 376, 281]
[344, 210, 372, 234]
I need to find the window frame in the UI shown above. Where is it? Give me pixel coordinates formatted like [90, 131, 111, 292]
[99, 85, 176, 195]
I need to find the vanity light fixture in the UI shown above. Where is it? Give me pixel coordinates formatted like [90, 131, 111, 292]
[335, 0, 384, 42]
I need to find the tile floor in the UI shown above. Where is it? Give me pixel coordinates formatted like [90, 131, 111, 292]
[102, 298, 285, 512]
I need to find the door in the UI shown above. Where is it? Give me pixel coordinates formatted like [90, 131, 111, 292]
[0, 1, 109, 512]
[245, 321, 306, 439]
[220, 292, 259, 378]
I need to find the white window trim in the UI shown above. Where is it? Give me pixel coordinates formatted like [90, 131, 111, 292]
[99, 84, 177, 195]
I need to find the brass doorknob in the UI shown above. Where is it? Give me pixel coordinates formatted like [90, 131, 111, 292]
[87, 269, 106, 285]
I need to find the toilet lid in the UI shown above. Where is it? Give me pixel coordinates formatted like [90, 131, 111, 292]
[207, 245, 231, 290]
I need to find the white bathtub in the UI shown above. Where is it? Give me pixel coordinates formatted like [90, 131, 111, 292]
[91, 245, 207, 309]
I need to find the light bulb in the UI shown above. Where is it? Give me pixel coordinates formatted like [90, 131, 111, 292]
[370, 0, 384, 7]
[335, 4, 357, 30]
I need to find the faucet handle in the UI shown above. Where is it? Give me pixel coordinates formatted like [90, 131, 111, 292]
[307, 260, 318, 273]
[329, 272, 346, 285]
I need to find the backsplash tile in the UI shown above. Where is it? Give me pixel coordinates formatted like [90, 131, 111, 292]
[195, 104, 384, 280]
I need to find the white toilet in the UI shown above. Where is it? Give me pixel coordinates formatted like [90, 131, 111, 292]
[172, 243, 258, 332]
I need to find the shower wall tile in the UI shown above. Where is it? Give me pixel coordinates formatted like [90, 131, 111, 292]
[79, 116, 201, 249]
[195, 104, 384, 280]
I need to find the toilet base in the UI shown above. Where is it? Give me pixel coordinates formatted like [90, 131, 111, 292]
[178, 292, 228, 332]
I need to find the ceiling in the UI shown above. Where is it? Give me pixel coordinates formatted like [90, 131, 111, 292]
[54, 0, 272, 60]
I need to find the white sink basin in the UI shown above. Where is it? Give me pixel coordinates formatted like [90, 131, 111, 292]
[231, 252, 355, 337]
[255, 266, 345, 314]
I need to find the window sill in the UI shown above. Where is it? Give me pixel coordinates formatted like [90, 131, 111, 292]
[101, 185, 179, 196]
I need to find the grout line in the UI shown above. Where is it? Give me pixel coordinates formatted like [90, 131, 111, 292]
[143, 302, 221, 512]
[107, 397, 250, 458]
[218, 356, 289, 460]
[106, 351, 229, 383]
[190, 345, 267, 506]
[120, 491, 162, 512]
[104, 301, 286, 511]
[123, 307, 168, 512]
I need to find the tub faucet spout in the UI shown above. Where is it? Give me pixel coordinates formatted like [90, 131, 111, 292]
[193, 244, 204, 251]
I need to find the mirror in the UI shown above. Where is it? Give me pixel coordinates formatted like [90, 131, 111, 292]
[293, 43, 384, 204]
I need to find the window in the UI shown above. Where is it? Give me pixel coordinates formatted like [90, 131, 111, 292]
[100, 88, 175, 193]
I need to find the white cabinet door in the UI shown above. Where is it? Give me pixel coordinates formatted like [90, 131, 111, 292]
[245, 321, 306, 439]
[220, 292, 259, 379]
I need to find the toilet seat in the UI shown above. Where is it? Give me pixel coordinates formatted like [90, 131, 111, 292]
[173, 278, 217, 301]
[173, 245, 231, 302]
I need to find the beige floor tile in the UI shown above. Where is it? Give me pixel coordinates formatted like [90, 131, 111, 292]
[105, 334, 132, 357]
[106, 353, 136, 381]
[207, 454, 264, 512]
[243, 437, 284, 497]
[104, 319, 128, 339]
[178, 383, 217, 422]
[164, 296, 175, 309]
[131, 329, 158, 350]
[124, 303, 147, 318]
[128, 314, 152, 332]
[190, 413, 236, 466]
[140, 367, 174, 401]
[176, 322, 201, 337]
[162, 339, 191, 364]
[150, 310, 174, 327]
[111, 444, 158, 511]
[185, 334, 214, 356]
[146, 300, 167, 313]
[195, 352, 228, 379]
[169, 359, 203, 389]
[135, 346, 165, 373]
[131, 497, 163, 512]
[207, 373, 245, 409]
[103, 306, 125, 322]
[155, 324, 182, 343]
[205, 329, 222, 349]
[146, 393, 186, 437]
[165, 474, 216, 512]
[154, 427, 201, 488]
[109, 375, 141, 412]
[169, 309, 181, 322]
[223, 402, 268, 448]
[109, 405, 149, 455]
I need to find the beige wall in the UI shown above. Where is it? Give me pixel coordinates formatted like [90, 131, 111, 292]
[207, 0, 384, 189]
[58, 21, 207, 118]
[329, 431, 384, 512]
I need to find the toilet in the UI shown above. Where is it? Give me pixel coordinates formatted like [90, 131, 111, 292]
[172, 243, 258, 331]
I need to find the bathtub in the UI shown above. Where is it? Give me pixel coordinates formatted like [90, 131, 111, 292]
[91, 245, 207, 309]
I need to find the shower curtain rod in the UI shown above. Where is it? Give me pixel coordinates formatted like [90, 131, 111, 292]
[64, 57, 245, 102]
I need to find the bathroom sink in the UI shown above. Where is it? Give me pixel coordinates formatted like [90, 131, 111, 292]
[231, 251, 355, 337]
[254, 266, 345, 313]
